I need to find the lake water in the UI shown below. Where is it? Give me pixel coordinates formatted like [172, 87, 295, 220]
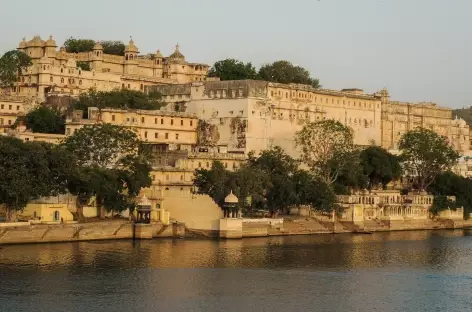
[1, 230, 472, 312]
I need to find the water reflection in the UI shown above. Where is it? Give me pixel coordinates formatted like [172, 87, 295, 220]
[1, 230, 472, 312]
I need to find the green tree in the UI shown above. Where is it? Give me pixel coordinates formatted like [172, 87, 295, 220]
[429, 171, 472, 218]
[399, 128, 459, 190]
[258, 60, 320, 88]
[247, 147, 299, 215]
[62, 124, 151, 218]
[100, 41, 126, 56]
[0, 50, 32, 89]
[71, 89, 164, 117]
[76, 61, 91, 71]
[360, 146, 402, 189]
[293, 170, 337, 213]
[194, 161, 232, 206]
[208, 59, 258, 81]
[295, 120, 356, 184]
[0, 137, 73, 221]
[430, 195, 457, 217]
[16, 106, 65, 134]
[64, 38, 95, 53]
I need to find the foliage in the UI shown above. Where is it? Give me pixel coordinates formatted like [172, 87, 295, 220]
[76, 61, 91, 71]
[62, 124, 151, 216]
[399, 128, 459, 190]
[452, 108, 472, 126]
[0, 50, 32, 88]
[15, 106, 65, 134]
[360, 146, 402, 189]
[0, 137, 74, 221]
[62, 123, 141, 168]
[70, 89, 164, 117]
[428, 171, 472, 218]
[194, 147, 339, 215]
[64, 38, 95, 53]
[258, 60, 320, 88]
[100, 41, 126, 56]
[430, 195, 457, 217]
[208, 59, 258, 81]
[295, 120, 355, 185]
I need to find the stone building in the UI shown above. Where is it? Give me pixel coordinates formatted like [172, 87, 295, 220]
[378, 89, 470, 153]
[11, 36, 215, 100]
[0, 97, 25, 133]
[147, 80, 382, 156]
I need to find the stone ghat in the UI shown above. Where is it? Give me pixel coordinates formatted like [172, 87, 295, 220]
[0, 220, 185, 245]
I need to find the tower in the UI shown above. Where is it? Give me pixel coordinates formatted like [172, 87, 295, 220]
[91, 41, 104, 71]
[124, 38, 139, 75]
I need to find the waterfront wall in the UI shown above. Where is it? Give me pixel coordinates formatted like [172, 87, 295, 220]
[0, 221, 182, 245]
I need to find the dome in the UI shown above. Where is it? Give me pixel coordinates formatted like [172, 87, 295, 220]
[125, 38, 139, 53]
[155, 49, 163, 58]
[27, 36, 45, 47]
[45, 35, 57, 47]
[93, 41, 103, 50]
[39, 55, 52, 64]
[168, 44, 185, 63]
[18, 37, 27, 49]
[138, 194, 151, 207]
[225, 190, 239, 204]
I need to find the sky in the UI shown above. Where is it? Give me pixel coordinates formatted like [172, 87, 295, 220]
[0, 0, 471, 108]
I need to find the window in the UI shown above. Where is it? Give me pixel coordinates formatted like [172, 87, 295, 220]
[155, 132, 158, 139]
[175, 133, 179, 140]
[161, 119, 164, 125]
[61, 78, 64, 83]
[141, 117, 145, 123]
[16, 106, 20, 111]
[8, 105, 12, 110]
[154, 118, 157, 124]
[206, 162, 209, 168]
[171, 119, 174, 125]
[180, 175, 183, 181]
[152, 175, 155, 181]
[112, 115, 115, 121]
[144, 131, 148, 139]
[8, 120, 11, 125]
[79, 80, 82, 85]
[198, 162, 202, 168]
[50, 76, 53, 82]
[1, 104, 3, 109]
[181, 120, 183, 126]
[190, 120, 193, 126]
[165, 133, 169, 139]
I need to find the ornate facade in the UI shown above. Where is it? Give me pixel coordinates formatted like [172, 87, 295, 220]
[13, 36, 215, 100]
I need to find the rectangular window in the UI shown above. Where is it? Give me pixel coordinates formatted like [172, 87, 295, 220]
[16, 106, 20, 111]
[8, 120, 11, 125]
[8, 105, 12, 110]
[175, 133, 179, 140]
[181, 120, 183, 126]
[161, 119, 164, 125]
[112, 115, 115, 121]
[155, 132, 158, 139]
[144, 132, 148, 138]
[165, 133, 169, 139]
[1, 104, 3, 109]
[155, 118, 157, 124]
[190, 120, 193, 126]
[141, 117, 145, 123]
[171, 119, 174, 125]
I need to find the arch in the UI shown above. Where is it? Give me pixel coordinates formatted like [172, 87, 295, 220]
[53, 211, 60, 222]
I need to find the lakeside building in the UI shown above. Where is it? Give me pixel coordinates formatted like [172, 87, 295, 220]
[8, 36, 216, 101]
[146, 81, 471, 159]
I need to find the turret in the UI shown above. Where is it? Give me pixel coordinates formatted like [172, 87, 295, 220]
[124, 38, 139, 75]
[91, 41, 104, 71]
[45, 35, 57, 57]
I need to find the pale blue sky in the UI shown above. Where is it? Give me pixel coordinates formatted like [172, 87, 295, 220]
[1, 0, 471, 108]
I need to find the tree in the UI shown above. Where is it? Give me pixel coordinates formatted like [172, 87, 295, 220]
[63, 123, 141, 168]
[293, 170, 337, 213]
[0, 50, 32, 89]
[295, 120, 356, 184]
[100, 41, 126, 56]
[208, 59, 258, 81]
[76, 61, 91, 71]
[430, 196, 457, 217]
[194, 161, 232, 206]
[429, 171, 472, 218]
[62, 124, 151, 218]
[16, 106, 65, 134]
[258, 60, 320, 88]
[360, 146, 402, 189]
[64, 38, 95, 53]
[247, 147, 299, 215]
[0, 137, 73, 221]
[70, 89, 164, 117]
[399, 128, 459, 190]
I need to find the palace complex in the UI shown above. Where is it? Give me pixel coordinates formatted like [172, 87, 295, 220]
[12, 36, 214, 101]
